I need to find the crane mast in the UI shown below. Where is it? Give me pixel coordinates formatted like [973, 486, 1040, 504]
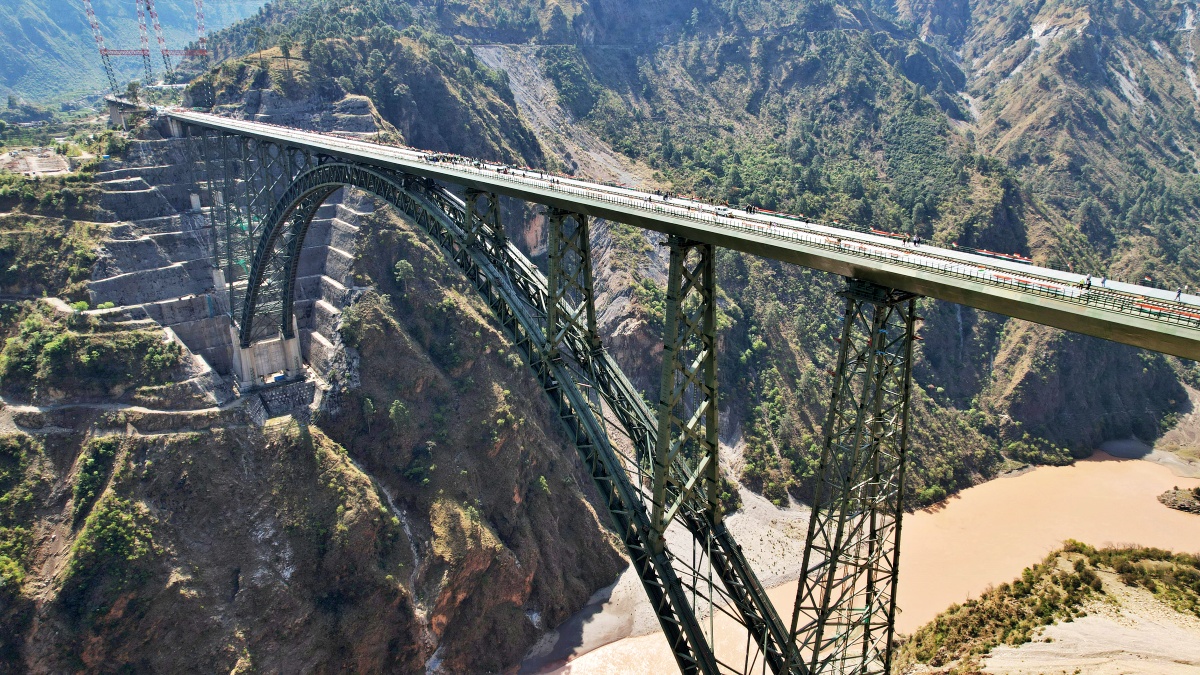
[82, 0, 119, 93]
[194, 0, 210, 69]
[134, 0, 155, 83]
[145, 0, 175, 82]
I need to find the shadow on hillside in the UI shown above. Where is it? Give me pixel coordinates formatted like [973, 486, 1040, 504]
[1097, 437, 1154, 460]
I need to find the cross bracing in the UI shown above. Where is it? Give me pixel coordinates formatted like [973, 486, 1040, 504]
[167, 110, 1200, 675]
[789, 281, 917, 674]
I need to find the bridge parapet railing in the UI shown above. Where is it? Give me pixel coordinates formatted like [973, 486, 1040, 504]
[407, 157, 1200, 332]
[215, 124, 1200, 334]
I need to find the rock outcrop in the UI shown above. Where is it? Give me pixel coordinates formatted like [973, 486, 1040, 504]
[1159, 487, 1200, 515]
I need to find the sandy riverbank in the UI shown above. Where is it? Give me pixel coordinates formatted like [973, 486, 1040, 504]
[538, 451, 1200, 673]
[895, 450, 1200, 634]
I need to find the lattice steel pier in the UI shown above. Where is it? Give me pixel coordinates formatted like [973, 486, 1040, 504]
[789, 279, 917, 674]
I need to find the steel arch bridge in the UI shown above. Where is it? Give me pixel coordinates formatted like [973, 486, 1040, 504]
[167, 111, 1200, 675]
[191, 143, 795, 674]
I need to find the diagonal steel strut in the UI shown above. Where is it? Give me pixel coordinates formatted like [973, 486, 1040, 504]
[790, 278, 918, 675]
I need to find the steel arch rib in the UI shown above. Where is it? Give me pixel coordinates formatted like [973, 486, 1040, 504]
[241, 163, 394, 346]
[241, 161, 722, 673]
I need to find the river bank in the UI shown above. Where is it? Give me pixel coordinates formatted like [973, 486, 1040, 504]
[539, 450, 1200, 673]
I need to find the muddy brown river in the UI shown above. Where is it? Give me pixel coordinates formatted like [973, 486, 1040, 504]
[547, 452, 1200, 673]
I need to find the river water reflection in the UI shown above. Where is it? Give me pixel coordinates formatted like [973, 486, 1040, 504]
[549, 452, 1200, 673]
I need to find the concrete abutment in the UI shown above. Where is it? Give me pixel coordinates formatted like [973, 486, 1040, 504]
[86, 137, 369, 417]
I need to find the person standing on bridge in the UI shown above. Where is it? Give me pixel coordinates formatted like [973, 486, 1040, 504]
[1177, 288, 1184, 302]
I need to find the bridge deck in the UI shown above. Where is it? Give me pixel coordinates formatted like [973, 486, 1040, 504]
[167, 110, 1200, 360]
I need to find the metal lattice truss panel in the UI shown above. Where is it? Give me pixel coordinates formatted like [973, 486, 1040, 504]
[653, 238, 721, 541]
[546, 208, 602, 361]
[193, 131, 321, 346]
[463, 189, 506, 249]
[790, 279, 917, 675]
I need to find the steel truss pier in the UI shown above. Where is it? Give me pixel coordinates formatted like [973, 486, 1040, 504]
[653, 238, 721, 544]
[790, 279, 917, 675]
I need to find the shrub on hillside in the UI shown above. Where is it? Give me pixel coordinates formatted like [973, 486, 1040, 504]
[0, 435, 41, 600]
[0, 306, 182, 401]
[60, 495, 158, 622]
[72, 437, 120, 522]
[897, 541, 1200, 672]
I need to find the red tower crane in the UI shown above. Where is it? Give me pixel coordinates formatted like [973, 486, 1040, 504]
[135, 0, 155, 83]
[145, 0, 174, 81]
[192, 0, 210, 70]
[80, 0, 211, 94]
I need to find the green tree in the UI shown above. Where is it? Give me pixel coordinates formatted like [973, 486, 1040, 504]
[253, 26, 269, 69]
[278, 35, 294, 78]
[393, 260, 415, 292]
[362, 396, 375, 431]
[729, 164, 744, 189]
[389, 400, 408, 428]
[124, 81, 140, 103]
[912, 200, 928, 226]
[544, 5, 571, 43]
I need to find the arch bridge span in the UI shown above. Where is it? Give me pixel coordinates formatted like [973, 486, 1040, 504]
[166, 110, 1200, 675]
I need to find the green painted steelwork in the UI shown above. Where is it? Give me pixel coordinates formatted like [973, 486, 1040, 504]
[169, 111, 1200, 675]
[546, 208, 601, 360]
[173, 114, 940, 675]
[653, 237, 721, 541]
[463, 189, 505, 250]
[789, 280, 916, 674]
[191, 154, 725, 672]
[177, 116, 851, 672]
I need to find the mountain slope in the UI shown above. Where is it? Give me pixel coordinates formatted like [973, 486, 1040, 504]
[442, 0, 1191, 502]
[0, 0, 265, 101]
[0, 115, 623, 672]
[195, 0, 1200, 511]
